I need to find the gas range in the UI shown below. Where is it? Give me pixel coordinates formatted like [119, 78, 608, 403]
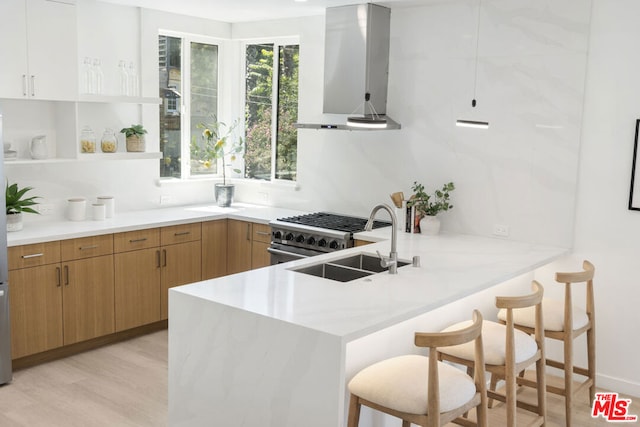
[268, 212, 391, 263]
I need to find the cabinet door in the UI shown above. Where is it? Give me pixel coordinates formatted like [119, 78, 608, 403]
[26, 0, 77, 100]
[62, 255, 115, 345]
[114, 248, 161, 332]
[226, 219, 252, 274]
[0, 0, 29, 99]
[9, 264, 63, 359]
[251, 241, 271, 269]
[161, 241, 202, 320]
[202, 219, 228, 280]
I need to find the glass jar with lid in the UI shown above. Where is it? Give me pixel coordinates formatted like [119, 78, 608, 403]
[100, 128, 118, 153]
[80, 126, 96, 153]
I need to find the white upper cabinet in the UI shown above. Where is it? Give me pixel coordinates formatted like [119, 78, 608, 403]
[0, 0, 77, 101]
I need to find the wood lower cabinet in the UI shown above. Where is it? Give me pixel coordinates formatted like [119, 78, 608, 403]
[114, 247, 161, 332]
[227, 219, 253, 274]
[227, 219, 272, 274]
[161, 240, 201, 319]
[9, 236, 115, 358]
[62, 254, 115, 345]
[9, 263, 63, 359]
[251, 223, 271, 269]
[202, 219, 228, 280]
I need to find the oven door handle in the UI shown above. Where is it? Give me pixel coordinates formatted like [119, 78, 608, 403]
[267, 247, 309, 259]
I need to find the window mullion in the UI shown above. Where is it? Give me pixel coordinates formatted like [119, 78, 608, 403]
[181, 38, 192, 180]
[270, 44, 279, 181]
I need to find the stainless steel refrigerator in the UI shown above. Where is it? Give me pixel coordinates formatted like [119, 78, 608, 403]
[0, 111, 12, 385]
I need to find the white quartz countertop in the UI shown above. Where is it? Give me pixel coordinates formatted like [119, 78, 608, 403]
[172, 228, 568, 342]
[7, 202, 307, 247]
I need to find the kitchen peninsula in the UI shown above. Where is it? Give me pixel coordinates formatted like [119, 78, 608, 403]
[168, 226, 567, 427]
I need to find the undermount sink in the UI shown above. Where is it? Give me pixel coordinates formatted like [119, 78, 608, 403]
[331, 253, 410, 273]
[290, 253, 411, 282]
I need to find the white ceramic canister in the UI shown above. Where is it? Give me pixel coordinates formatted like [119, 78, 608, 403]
[92, 203, 106, 221]
[97, 196, 114, 218]
[30, 135, 48, 160]
[67, 198, 87, 221]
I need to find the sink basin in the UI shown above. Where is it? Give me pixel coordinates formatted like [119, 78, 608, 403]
[290, 252, 411, 282]
[293, 263, 373, 282]
[330, 253, 410, 273]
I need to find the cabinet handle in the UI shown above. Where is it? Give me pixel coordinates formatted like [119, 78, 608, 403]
[30, 75, 35, 97]
[255, 231, 270, 236]
[156, 250, 161, 268]
[79, 245, 98, 250]
[22, 74, 27, 96]
[56, 267, 61, 287]
[129, 238, 148, 243]
[22, 253, 44, 259]
[162, 249, 167, 267]
[64, 265, 69, 286]
[174, 231, 190, 236]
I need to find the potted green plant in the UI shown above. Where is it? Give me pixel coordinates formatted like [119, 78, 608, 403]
[120, 124, 147, 152]
[192, 116, 244, 207]
[5, 182, 40, 232]
[408, 181, 455, 235]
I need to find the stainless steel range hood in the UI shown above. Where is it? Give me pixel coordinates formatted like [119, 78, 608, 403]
[296, 3, 401, 131]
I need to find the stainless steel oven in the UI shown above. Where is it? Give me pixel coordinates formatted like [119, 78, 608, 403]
[268, 212, 391, 265]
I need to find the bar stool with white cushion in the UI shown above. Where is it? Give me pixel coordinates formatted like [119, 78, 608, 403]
[347, 310, 487, 427]
[498, 260, 595, 427]
[439, 281, 546, 427]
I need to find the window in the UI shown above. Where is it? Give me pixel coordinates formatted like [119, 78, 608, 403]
[159, 34, 219, 179]
[244, 41, 299, 181]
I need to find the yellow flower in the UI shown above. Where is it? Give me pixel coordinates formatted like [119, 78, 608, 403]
[230, 155, 236, 161]
[215, 139, 224, 149]
[203, 160, 211, 168]
[203, 129, 213, 139]
[164, 156, 171, 166]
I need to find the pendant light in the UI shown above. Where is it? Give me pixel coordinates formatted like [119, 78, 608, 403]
[456, 0, 489, 129]
[347, 93, 388, 129]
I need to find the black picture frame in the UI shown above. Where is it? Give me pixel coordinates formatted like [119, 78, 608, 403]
[629, 119, 640, 211]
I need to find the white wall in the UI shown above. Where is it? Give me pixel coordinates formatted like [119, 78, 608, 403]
[563, 0, 640, 397]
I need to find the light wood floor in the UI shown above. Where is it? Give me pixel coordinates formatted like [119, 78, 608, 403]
[0, 330, 638, 426]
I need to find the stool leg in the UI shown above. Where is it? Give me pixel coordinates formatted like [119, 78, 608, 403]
[488, 373, 499, 409]
[587, 324, 596, 405]
[564, 334, 573, 427]
[536, 354, 547, 424]
[347, 394, 361, 427]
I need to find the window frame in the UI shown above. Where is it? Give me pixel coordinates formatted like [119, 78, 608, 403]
[159, 30, 227, 181]
[241, 36, 300, 183]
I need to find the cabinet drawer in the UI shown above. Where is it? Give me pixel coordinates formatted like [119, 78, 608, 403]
[60, 234, 114, 261]
[114, 228, 160, 253]
[252, 223, 271, 243]
[161, 223, 201, 245]
[8, 241, 61, 270]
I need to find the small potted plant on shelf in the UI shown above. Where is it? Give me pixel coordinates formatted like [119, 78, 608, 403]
[192, 116, 244, 207]
[5, 182, 40, 232]
[120, 124, 147, 152]
[408, 181, 455, 235]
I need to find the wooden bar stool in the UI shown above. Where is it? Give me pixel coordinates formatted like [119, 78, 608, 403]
[498, 260, 595, 427]
[439, 281, 547, 427]
[347, 310, 488, 427]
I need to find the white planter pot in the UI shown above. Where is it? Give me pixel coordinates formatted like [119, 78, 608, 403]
[419, 215, 440, 235]
[6, 212, 23, 232]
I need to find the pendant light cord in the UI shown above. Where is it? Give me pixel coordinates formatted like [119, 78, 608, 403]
[472, 0, 482, 108]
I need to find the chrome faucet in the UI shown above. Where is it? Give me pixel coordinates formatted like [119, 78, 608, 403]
[365, 203, 398, 274]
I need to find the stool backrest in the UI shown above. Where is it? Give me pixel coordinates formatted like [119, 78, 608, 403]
[555, 259, 595, 332]
[414, 310, 486, 425]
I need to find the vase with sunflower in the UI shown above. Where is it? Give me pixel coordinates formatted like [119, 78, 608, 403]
[192, 116, 244, 207]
